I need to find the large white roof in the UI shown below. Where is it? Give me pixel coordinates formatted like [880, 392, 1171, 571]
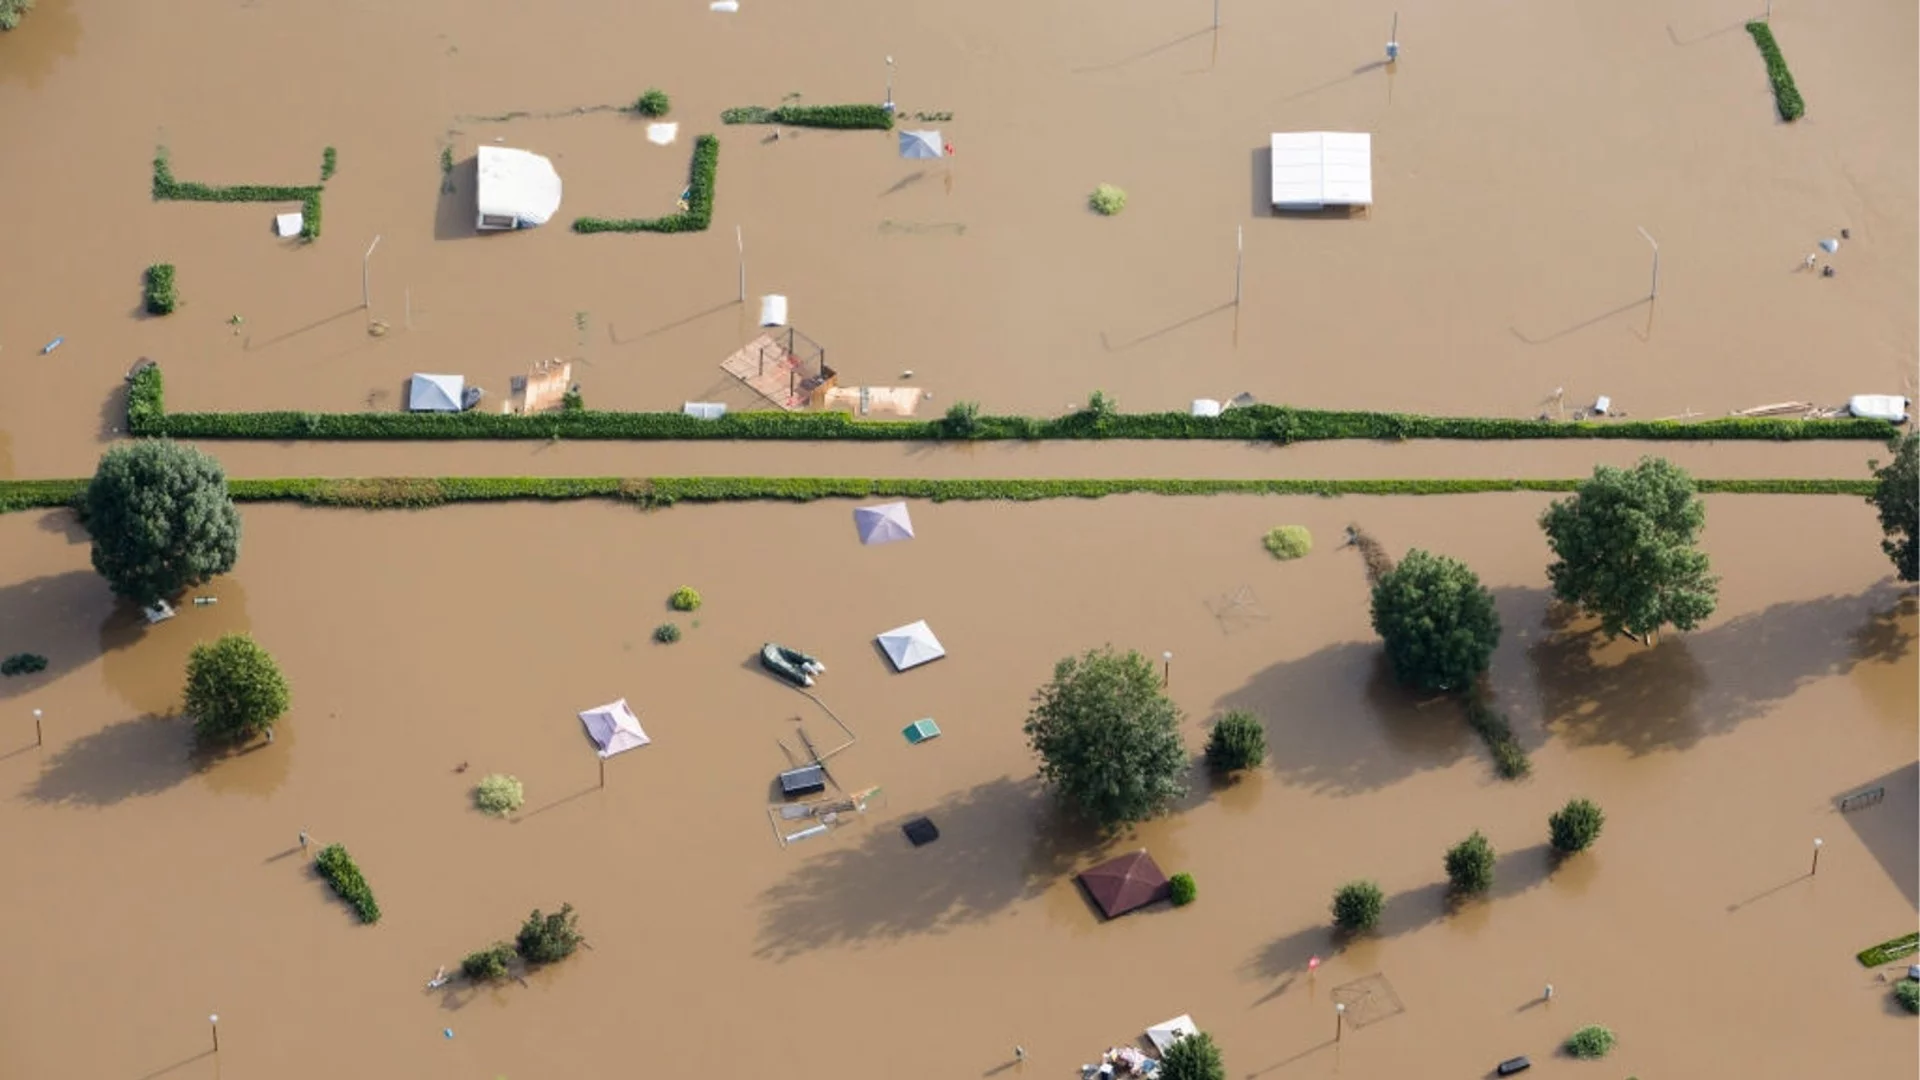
[1270, 132, 1372, 210]
[877, 620, 945, 671]
[476, 146, 564, 226]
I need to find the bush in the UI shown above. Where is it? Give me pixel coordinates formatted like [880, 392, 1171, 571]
[573, 134, 718, 234]
[475, 774, 524, 816]
[1745, 22, 1804, 121]
[152, 146, 326, 240]
[1563, 1025, 1615, 1059]
[1868, 434, 1917, 582]
[314, 843, 381, 923]
[86, 439, 241, 606]
[1444, 831, 1496, 895]
[516, 904, 583, 964]
[1, 653, 48, 676]
[633, 88, 671, 117]
[942, 401, 983, 438]
[1548, 798, 1605, 854]
[1896, 981, 1920, 1014]
[144, 264, 178, 316]
[653, 622, 682, 644]
[185, 634, 291, 743]
[670, 586, 702, 611]
[0, 0, 34, 31]
[1169, 872, 1197, 907]
[1263, 525, 1312, 560]
[1463, 692, 1530, 779]
[461, 942, 515, 981]
[1332, 880, 1384, 933]
[1024, 647, 1187, 829]
[320, 146, 337, 181]
[1370, 549, 1501, 693]
[560, 388, 584, 412]
[722, 103, 894, 129]
[1204, 710, 1266, 773]
[1159, 1030, 1225, 1080]
[1089, 184, 1127, 216]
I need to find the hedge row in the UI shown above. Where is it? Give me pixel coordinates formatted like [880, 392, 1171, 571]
[0, 475, 1877, 516]
[314, 843, 381, 924]
[152, 146, 326, 240]
[721, 104, 894, 130]
[143, 264, 177, 316]
[1746, 22, 1804, 121]
[573, 134, 718, 234]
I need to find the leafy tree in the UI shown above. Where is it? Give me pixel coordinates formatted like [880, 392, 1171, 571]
[1563, 1025, 1616, 1059]
[85, 440, 240, 608]
[475, 774, 524, 816]
[1369, 549, 1501, 692]
[1444, 830, 1496, 895]
[184, 634, 290, 742]
[461, 942, 515, 981]
[1548, 798, 1605, 854]
[1204, 710, 1266, 773]
[1331, 880, 1385, 933]
[1540, 458, 1718, 644]
[1868, 433, 1917, 582]
[1023, 647, 1187, 829]
[1159, 1031, 1225, 1080]
[516, 904, 583, 964]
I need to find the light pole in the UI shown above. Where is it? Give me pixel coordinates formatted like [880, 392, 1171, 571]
[362, 234, 382, 309]
[1637, 226, 1659, 300]
[33, 708, 43, 747]
[1386, 12, 1399, 63]
[1335, 1002, 1346, 1042]
[736, 226, 746, 303]
[1162, 651, 1173, 687]
[884, 56, 896, 114]
[209, 1013, 220, 1054]
[1233, 226, 1244, 306]
[1212, 0, 1220, 30]
[1810, 837, 1823, 875]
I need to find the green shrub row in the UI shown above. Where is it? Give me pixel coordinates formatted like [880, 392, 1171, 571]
[1857, 932, 1920, 967]
[0, 475, 1878, 517]
[1746, 22, 1805, 121]
[721, 104, 894, 129]
[573, 134, 717, 234]
[1463, 693, 1530, 779]
[143, 264, 178, 316]
[313, 843, 381, 923]
[152, 146, 326, 240]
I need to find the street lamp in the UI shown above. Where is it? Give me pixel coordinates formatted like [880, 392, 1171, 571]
[33, 708, 43, 747]
[1162, 651, 1173, 688]
[210, 1013, 220, 1053]
[1637, 226, 1660, 300]
[884, 56, 896, 114]
[1335, 1002, 1346, 1042]
[1811, 837, 1823, 876]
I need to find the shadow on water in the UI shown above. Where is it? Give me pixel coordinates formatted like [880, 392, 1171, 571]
[754, 775, 1103, 960]
[1834, 760, 1919, 909]
[23, 712, 195, 806]
[1529, 584, 1915, 755]
[0, 570, 118, 701]
[100, 381, 129, 440]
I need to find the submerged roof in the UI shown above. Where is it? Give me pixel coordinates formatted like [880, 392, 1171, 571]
[853, 502, 915, 545]
[1078, 850, 1171, 918]
[476, 146, 564, 225]
[1270, 131, 1373, 209]
[579, 699, 651, 758]
[877, 619, 945, 670]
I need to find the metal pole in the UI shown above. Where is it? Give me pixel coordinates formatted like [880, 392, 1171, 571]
[884, 56, 895, 112]
[1765, 0, 1771, 21]
[210, 1014, 220, 1054]
[362, 235, 382, 309]
[736, 226, 745, 303]
[599, 756, 606, 789]
[33, 708, 42, 747]
[1335, 1003, 1346, 1042]
[1234, 226, 1244, 306]
[1637, 226, 1659, 299]
[1810, 838, 1822, 875]
[1162, 651, 1173, 687]
[405, 288, 412, 330]
[1387, 12, 1399, 62]
[1212, 0, 1220, 29]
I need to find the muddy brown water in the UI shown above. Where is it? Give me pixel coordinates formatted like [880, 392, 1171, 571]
[0, 494, 1912, 1079]
[0, 0, 1914, 479]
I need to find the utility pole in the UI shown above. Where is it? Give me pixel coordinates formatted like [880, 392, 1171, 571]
[362, 235, 382, 309]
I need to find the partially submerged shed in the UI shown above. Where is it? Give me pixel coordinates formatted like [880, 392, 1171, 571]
[476, 146, 564, 230]
[1269, 131, 1372, 211]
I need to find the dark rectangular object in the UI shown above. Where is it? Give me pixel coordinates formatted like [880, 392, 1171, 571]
[1496, 1057, 1531, 1076]
[779, 765, 826, 798]
[902, 816, 940, 847]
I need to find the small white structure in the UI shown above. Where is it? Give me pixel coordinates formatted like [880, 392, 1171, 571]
[579, 699, 651, 758]
[274, 212, 304, 238]
[1145, 1015, 1199, 1055]
[682, 402, 728, 420]
[646, 122, 679, 146]
[475, 146, 564, 231]
[853, 502, 915, 546]
[1848, 394, 1911, 423]
[1270, 132, 1373, 210]
[877, 620, 946, 671]
[760, 294, 789, 328]
[1191, 399, 1223, 418]
[408, 374, 466, 413]
[899, 130, 945, 159]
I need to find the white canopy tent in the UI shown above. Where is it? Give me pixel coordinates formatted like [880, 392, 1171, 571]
[408, 373, 466, 412]
[1145, 1015, 1199, 1054]
[853, 502, 915, 545]
[579, 699, 650, 758]
[899, 130, 945, 159]
[877, 620, 946, 671]
[1269, 132, 1373, 210]
[476, 146, 564, 230]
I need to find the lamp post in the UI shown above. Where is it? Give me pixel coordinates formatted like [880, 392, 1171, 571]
[33, 708, 43, 747]
[362, 234, 382, 309]
[1810, 837, 1823, 876]
[1637, 226, 1659, 300]
[1233, 226, 1244, 306]
[209, 1013, 220, 1054]
[1162, 651, 1173, 688]
[884, 56, 896, 114]
[1386, 12, 1399, 63]
[1335, 1002, 1346, 1042]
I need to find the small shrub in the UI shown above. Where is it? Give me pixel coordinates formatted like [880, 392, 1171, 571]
[670, 586, 702, 611]
[1895, 980, 1920, 1014]
[560, 388, 584, 412]
[1548, 797, 1606, 854]
[314, 843, 381, 924]
[1085, 390, 1117, 420]
[1159, 1030, 1225, 1080]
[474, 774, 524, 816]
[1332, 880, 1384, 933]
[942, 401, 982, 438]
[144, 264, 178, 316]
[1563, 1025, 1615, 1059]
[0, 0, 34, 31]
[1464, 693, 1531, 779]
[461, 941, 515, 981]
[653, 622, 682, 644]
[1263, 525, 1312, 560]
[516, 904, 583, 964]
[320, 146, 337, 181]
[1444, 830, 1496, 895]
[1169, 872, 1197, 907]
[633, 88, 671, 117]
[1, 653, 48, 677]
[1089, 183, 1127, 216]
[1204, 710, 1266, 773]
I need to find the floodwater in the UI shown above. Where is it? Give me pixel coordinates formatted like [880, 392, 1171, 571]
[1, 0, 1916, 478]
[1, 494, 1913, 1079]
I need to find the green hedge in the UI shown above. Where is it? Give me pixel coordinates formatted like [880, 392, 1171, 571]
[314, 843, 381, 923]
[721, 104, 894, 130]
[143, 264, 178, 316]
[573, 134, 718, 234]
[152, 146, 326, 240]
[1857, 932, 1920, 967]
[1746, 22, 1805, 121]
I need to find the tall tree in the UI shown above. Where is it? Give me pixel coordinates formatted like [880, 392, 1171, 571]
[184, 634, 290, 743]
[85, 440, 241, 607]
[1369, 549, 1502, 692]
[1540, 457, 1718, 644]
[1868, 433, 1917, 582]
[1023, 647, 1187, 830]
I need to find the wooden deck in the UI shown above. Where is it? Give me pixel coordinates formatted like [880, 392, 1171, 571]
[721, 334, 810, 411]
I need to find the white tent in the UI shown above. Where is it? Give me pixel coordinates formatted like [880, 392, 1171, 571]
[1145, 1015, 1198, 1054]
[409, 373, 465, 412]
[476, 146, 564, 230]
[1269, 132, 1372, 210]
[899, 130, 945, 159]
[877, 620, 945, 671]
[579, 699, 651, 758]
[853, 502, 915, 545]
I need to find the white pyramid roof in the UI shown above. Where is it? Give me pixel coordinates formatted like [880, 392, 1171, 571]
[1145, 1015, 1198, 1054]
[877, 620, 945, 671]
[853, 502, 915, 545]
[578, 698, 650, 758]
[409, 373, 465, 412]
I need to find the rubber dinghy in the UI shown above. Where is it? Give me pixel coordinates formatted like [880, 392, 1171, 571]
[760, 644, 826, 688]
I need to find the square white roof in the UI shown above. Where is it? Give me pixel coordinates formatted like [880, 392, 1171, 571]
[1270, 132, 1372, 210]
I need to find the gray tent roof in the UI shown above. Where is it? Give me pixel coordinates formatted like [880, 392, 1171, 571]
[899, 130, 944, 159]
[408, 373, 465, 412]
[853, 502, 915, 545]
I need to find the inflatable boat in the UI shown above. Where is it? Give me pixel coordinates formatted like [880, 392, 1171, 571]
[760, 644, 826, 688]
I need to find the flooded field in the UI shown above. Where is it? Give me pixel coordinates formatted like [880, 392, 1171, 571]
[1, 494, 1912, 1079]
[1, 0, 1916, 477]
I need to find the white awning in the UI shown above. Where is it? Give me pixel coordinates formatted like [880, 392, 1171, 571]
[877, 620, 945, 671]
[408, 373, 465, 412]
[1270, 132, 1372, 210]
[476, 146, 564, 228]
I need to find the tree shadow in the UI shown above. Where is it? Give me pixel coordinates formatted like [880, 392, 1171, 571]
[1529, 585, 1915, 755]
[0, 570, 118, 701]
[754, 775, 1102, 960]
[1215, 643, 1475, 797]
[1834, 761, 1919, 909]
[22, 713, 197, 807]
[100, 381, 129, 440]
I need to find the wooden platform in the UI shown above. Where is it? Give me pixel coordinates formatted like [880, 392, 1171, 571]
[721, 334, 810, 411]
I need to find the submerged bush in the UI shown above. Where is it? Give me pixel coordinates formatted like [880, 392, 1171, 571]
[1563, 1025, 1616, 1059]
[1895, 980, 1920, 1014]
[1263, 525, 1312, 560]
[144, 264, 178, 316]
[670, 586, 702, 611]
[942, 401, 982, 438]
[461, 941, 515, 981]
[1204, 710, 1266, 773]
[1089, 184, 1127, 216]
[653, 622, 682, 644]
[1332, 880, 1384, 933]
[516, 904, 584, 964]
[0, 0, 34, 31]
[1169, 872, 1197, 907]
[1549, 797, 1606, 853]
[1, 653, 49, 677]
[1444, 830, 1496, 895]
[633, 88, 671, 117]
[475, 774, 524, 816]
[314, 843, 381, 924]
[1745, 21, 1804, 122]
